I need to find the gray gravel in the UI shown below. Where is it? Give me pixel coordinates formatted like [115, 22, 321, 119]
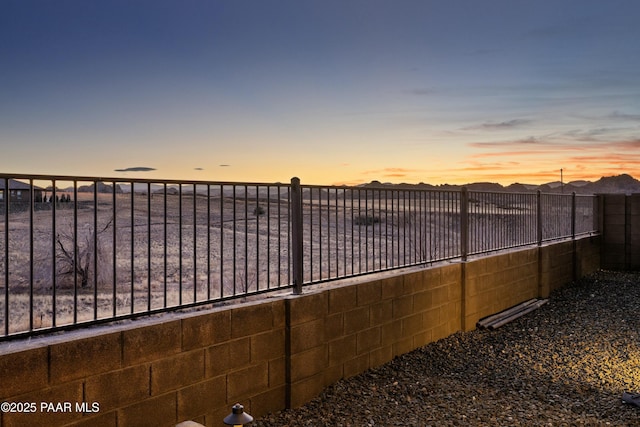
[254, 270, 640, 426]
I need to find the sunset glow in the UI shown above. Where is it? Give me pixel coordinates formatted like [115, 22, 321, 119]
[1, 1, 639, 186]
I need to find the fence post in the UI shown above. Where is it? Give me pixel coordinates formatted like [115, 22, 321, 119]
[460, 186, 468, 261]
[537, 190, 542, 245]
[290, 177, 303, 295]
[571, 192, 576, 240]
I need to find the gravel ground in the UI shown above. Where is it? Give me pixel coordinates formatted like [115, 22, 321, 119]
[254, 270, 640, 426]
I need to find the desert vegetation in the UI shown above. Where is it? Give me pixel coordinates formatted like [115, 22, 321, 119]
[0, 182, 597, 337]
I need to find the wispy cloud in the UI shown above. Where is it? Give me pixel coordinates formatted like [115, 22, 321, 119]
[361, 167, 422, 178]
[406, 88, 437, 96]
[114, 166, 156, 172]
[462, 134, 640, 184]
[468, 136, 549, 149]
[608, 111, 640, 121]
[463, 119, 532, 131]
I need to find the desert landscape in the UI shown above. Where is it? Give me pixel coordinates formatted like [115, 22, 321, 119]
[0, 180, 597, 337]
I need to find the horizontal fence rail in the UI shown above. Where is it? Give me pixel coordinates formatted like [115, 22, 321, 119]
[0, 174, 599, 340]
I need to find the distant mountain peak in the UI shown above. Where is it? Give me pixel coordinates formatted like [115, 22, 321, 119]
[359, 173, 640, 195]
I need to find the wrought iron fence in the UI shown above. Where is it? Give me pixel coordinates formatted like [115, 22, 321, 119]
[0, 174, 599, 340]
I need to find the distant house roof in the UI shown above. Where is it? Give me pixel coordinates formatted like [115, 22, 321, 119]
[0, 179, 44, 191]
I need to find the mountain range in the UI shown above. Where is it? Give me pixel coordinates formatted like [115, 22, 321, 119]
[44, 173, 640, 195]
[362, 174, 640, 195]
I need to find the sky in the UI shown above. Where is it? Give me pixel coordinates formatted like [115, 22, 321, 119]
[2, 1, 640, 186]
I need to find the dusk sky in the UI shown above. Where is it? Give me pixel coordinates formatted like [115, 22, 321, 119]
[2, 1, 640, 185]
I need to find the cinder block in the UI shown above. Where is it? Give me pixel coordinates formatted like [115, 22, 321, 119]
[181, 310, 231, 351]
[228, 337, 251, 370]
[151, 350, 205, 395]
[413, 290, 432, 310]
[64, 411, 117, 427]
[118, 392, 176, 427]
[465, 276, 479, 298]
[369, 345, 393, 368]
[392, 294, 413, 318]
[325, 312, 343, 338]
[369, 300, 392, 326]
[381, 320, 402, 347]
[123, 320, 181, 366]
[392, 336, 415, 357]
[2, 381, 83, 427]
[289, 372, 325, 408]
[357, 280, 382, 306]
[290, 346, 328, 382]
[449, 281, 462, 301]
[431, 285, 449, 306]
[50, 332, 122, 384]
[423, 267, 441, 288]
[204, 343, 230, 378]
[401, 313, 423, 338]
[465, 258, 486, 278]
[85, 364, 151, 412]
[422, 308, 440, 327]
[343, 353, 369, 378]
[177, 376, 226, 421]
[403, 270, 425, 293]
[287, 291, 328, 326]
[227, 363, 269, 402]
[328, 335, 357, 366]
[343, 306, 370, 335]
[356, 327, 381, 354]
[328, 286, 357, 314]
[413, 329, 433, 348]
[231, 303, 274, 338]
[290, 320, 325, 354]
[251, 329, 285, 361]
[380, 274, 405, 299]
[268, 357, 286, 387]
[250, 385, 286, 418]
[272, 300, 286, 328]
[324, 364, 343, 388]
[441, 264, 461, 286]
[0, 346, 48, 399]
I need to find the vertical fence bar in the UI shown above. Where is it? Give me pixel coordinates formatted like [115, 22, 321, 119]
[220, 184, 224, 297]
[178, 184, 183, 304]
[267, 186, 271, 289]
[460, 187, 468, 261]
[537, 191, 542, 246]
[112, 182, 117, 317]
[130, 181, 135, 313]
[335, 188, 339, 277]
[244, 186, 248, 292]
[93, 181, 98, 320]
[163, 183, 167, 307]
[148, 183, 152, 310]
[29, 179, 34, 330]
[277, 185, 281, 287]
[291, 177, 303, 294]
[571, 192, 576, 240]
[207, 184, 211, 299]
[52, 180, 57, 327]
[3, 178, 8, 336]
[73, 181, 79, 323]
[194, 183, 197, 302]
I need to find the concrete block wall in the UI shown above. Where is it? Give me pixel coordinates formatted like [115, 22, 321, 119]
[463, 248, 539, 330]
[0, 235, 600, 427]
[601, 194, 640, 270]
[0, 301, 286, 427]
[285, 264, 462, 408]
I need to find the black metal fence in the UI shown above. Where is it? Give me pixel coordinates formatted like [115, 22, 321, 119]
[0, 174, 599, 340]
